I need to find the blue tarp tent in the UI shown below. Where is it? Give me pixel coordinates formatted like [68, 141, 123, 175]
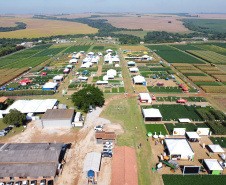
[153, 76, 157, 79]
[165, 77, 169, 80]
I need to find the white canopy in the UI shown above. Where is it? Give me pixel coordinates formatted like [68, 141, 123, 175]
[96, 81, 108, 85]
[106, 49, 113, 53]
[88, 52, 94, 55]
[78, 76, 88, 81]
[53, 75, 63, 81]
[115, 64, 120, 67]
[69, 59, 77, 63]
[83, 152, 101, 172]
[204, 159, 223, 171]
[129, 67, 139, 72]
[142, 108, 162, 118]
[208, 145, 225, 153]
[139, 93, 152, 103]
[43, 82, 58, 89]
[127, 61, 136, 65]
[186, 132, 201, 139]
[165, 138, 194, 157]
[179, 118, 191, 123]
[4, 99, 57, 114]
[133, 75, 146, 83]
[142, 55, 149, 58]
[107, 69, 117, 77]
[81, 62, 92, 68]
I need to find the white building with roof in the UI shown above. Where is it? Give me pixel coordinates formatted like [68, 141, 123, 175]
[3, 99, 58, 114]
[42, 82, 58, 90]
[133, 75, 146, 86]
[53, 75, 63, 83]
[107, 69, 117, 77]
[142, 108, 162, 121]
[129, 67, 139, 73]
[165, 138, 195, 161]
[69, 59, 78, 64]
[139, 93, 152, 103]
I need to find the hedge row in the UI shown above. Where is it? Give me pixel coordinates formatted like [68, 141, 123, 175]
[206, 121, 226, 135]
[0, 90, 54, 96]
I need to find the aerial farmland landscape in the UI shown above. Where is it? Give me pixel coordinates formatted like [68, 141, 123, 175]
[0, 0, 226, 185]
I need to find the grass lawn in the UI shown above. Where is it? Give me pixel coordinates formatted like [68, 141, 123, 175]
[210, 137, 226, 148]
[0, 119, 26, 141]
[145, 124, 168, 135]
[162, 174, 226, 185]
[101, 97, 161, 185]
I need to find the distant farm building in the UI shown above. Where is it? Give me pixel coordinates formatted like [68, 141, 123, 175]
[133, 75, 146, 86]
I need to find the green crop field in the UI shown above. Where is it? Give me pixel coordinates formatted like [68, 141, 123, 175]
[92, 46, 105, 51]
[187, 50, 226, 64]
[145, 124, 168, 135]
[195, 44, 226, 53]
[152, 49, 205, 64]
[194, 82, 223, 87]
[147, 86, 183, 93]
[184, 19, 226, 33]
[63, 45, 91, 53]
[141, 104, 202, 121]
[162, 174, 226, 185]
[210, 137, 226, 148]
[183, 73, 207, 77]
[171, 45, 203, 51]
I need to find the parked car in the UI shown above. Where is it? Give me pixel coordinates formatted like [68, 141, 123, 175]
[4, 127, 12, 132]
[103, 148, 113, 153]
[22, 180, 28, 185]
[15, 182, 22, 185]
[101, 152, 112, 158]
[103, 145, 113, 150]
[1, 130, 8, 134]
[103, 142, 112, 146]
[0, 132, 5, 136]
[0, 182, 5, 185]
[6, 182, 13, 185]
[94, 125, 103, 131]
[103, 142, 113, 147]
[40, 179, 46, 185]
[31, 180, 37, 185]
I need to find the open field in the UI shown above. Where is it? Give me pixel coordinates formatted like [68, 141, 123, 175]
[0, 17, 98, 38]
[120, 45, 148, 51]
[92, 15, 190, 32]
[183, 18, 226, 33]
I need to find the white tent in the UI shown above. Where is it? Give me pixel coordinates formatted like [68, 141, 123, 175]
[3, 99, 58, 114]
[91, 58, 98, 64]
[53, 75, 63, 82]
[142, 108, 162, 121]
[115, 64, 120, 67]
[139, 93, 152, 103]
[129, 67, 139, 73]
[165, 138, 194, 160]
[133, 75, 146, 85]
[88, 52, 94, 55]
[208, 145, 225, 153]
[69, 59, 77, 64]
[103, 75, 109, 81]
[81, 62, 92, 68]
[127, 61, 136, 66]
[78, 76, 88, 81]
[83, 152, 101, 172]
[107, 69, 117, 77]
[204, 159, 223, 171]
[179, 118, 191, 123]
[96, 81, 108, 85]
[106, 49, 113, 53]
[186, 132, 201, 139]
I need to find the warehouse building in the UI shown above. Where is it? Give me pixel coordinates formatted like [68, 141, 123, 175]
[0, 142, 64, 183]
[142, 108, 162, 121]
[41, 109, 75, 128]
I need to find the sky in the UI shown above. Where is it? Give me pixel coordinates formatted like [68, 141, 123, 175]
[0, 0, 226, 14]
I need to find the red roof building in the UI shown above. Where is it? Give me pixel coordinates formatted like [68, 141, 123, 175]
[111, 146, 138, 185]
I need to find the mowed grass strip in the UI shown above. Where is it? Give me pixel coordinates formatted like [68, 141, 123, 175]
[101, 97, 161, 185]
[145, 124, 168, 135]
[0, 17, 98, 38]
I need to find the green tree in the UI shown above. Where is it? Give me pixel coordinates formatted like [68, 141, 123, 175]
[3, 109, 26, 125]
[71, 86, 105, 112]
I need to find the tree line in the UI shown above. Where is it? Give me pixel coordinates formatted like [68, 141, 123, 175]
[0, 22, 27, 32]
